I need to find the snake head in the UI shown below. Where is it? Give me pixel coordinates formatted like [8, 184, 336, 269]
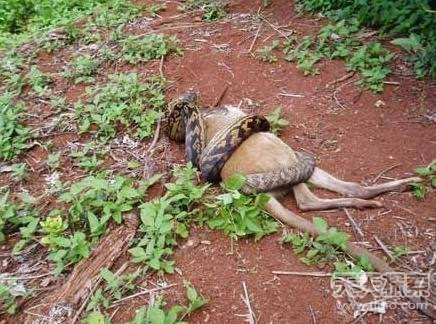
[178, 89, 199, 104]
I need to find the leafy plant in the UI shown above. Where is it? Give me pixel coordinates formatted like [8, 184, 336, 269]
[25, 65, 52, 97]
[60, 172, 160, 238]
[129, 164, 208, 272]
[391, 245, 409, 262]
[128, 281, 207, 324]
[85, 288, 110, 312]
[203, 3, 227, 21]
[47, 151, 62, 170]
[40, 211, 69, 249]
[410, 162, 435, 200]
[120, 33, 182, 64]
[47, 231, 91, 275]
[69, 142, 106, 173]
[10, 163, 27, 181]
[0, 281, 28, 314]
[75, 73, 165, 141]
[0, 192, 39, 253]
[100, 267, 139, 300]
[146, 3, 166, 17]
[298, 0, 436, 78]
[347, 42, 394, 92]
[281, 217, 349, 265]
[181, 280, 207, 318]
[179, 0, 227, 21]
[333, 255, 373, 278]
[206, 174, 278, 240]
[0, 93, 32, 161]
[285, 36, 321, 76]
[63, 54, 101, 84]
[265, 107, 289, 135]
[256, 40, 280, 63]
[83, 310, 111, 324]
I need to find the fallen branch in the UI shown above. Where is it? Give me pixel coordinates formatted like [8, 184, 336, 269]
[108, 283, 177, 308]
[248, 23, 262, 53]
[24, 213, 140, 323]
[240, 281, 256, 324]
[265, 195, 436, 319]
[325, 72, 355, 88]
[372, 164, 401, 183]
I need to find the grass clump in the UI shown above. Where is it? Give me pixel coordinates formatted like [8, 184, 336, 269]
[75, 73, 166, 141]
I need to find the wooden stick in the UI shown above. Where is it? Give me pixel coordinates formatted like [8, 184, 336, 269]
[108, 284, 177, 307]
[248, 23, 262, 53]
[241, 281, 256, 324]
[372, 164, 401, 183]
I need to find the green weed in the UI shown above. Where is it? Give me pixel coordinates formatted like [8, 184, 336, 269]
[84, 310, 111, 324]
[75, 73, 165, 141]
[47, 231, 92, 275]
[179, 0, 227, 21]
[146, 3, 167, 18]
[256, 40, 280, 63]
[121, 33, 182, 64]
[0, 281, 28, 314]
[47, 151, 62, 170]
[285, 36, 321, 76]
[10, 163, 27, 181]
[281, 216, 349, 265]
[0, 93, 32, 161]
[0, 192, 39, 254]
[69, 142, 107, 173]
[410, 162, 435, 200]
[298, 0, 436, 78]
[25, 66, 52, 97]
[129, 164, 208, 273]
[206, 174, 278, 240]
[63, 54, 101, 84]
[40, 211, 69, 248]
[266, 107, 290, 135]
[128, 281, 207, 323]
[60, 172, 160, 237]
[100, 267, 139, 300]
[347, 42, 394, 92]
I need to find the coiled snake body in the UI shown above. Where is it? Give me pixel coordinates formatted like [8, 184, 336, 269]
[167, 91, 316, 193]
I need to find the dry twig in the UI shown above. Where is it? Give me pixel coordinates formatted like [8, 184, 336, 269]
[343, 208, 364, 238]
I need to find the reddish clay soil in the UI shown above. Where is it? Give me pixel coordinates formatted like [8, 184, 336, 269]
[1, 0, 435, 323]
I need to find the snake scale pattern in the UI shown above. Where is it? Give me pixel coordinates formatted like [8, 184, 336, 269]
[167, 90, 316, 193]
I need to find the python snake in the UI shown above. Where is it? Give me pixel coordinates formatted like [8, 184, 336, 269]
[166, 90, 316, 193]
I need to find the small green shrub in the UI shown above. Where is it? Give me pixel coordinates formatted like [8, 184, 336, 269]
[0, 93, 32, 161]
[121, 33, 182, 64]
[75, 73, 166, 141]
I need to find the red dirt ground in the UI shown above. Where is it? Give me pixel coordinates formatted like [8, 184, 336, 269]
[1, 0, 435, 323]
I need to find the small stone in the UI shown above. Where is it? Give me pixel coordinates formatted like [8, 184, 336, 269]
[374, 100, 386, 108]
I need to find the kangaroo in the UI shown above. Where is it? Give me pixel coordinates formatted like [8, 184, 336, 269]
[201, 104, 420, 210]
